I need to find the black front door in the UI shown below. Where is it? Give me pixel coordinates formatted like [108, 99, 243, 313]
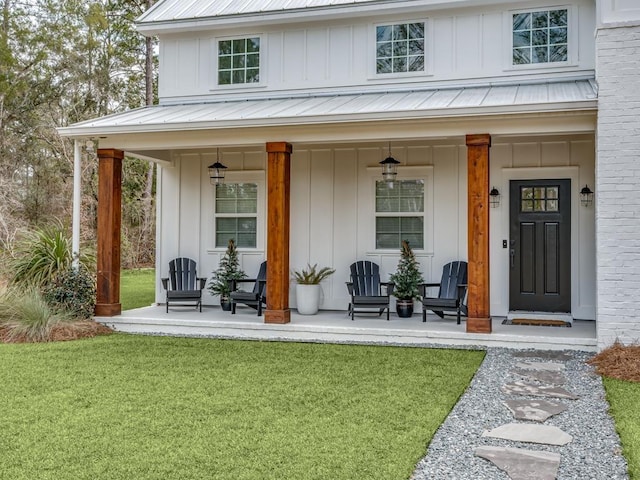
[509, 179, 571, 312]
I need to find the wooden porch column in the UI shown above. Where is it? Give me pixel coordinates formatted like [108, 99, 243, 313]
[95, 148, 124, 317]
[264, 142, 292, 324]
[466, 134, 492, 333]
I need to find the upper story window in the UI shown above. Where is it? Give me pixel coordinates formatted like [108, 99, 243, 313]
[375, 180, 424, 249]
[218, 37, 260, 85]
[376, 23, 425, 75]
[512, 9, 568, 65]
[215, 183, 258, 248]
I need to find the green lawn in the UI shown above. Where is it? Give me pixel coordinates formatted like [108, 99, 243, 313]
[0, 335, 484, 480]
[120, 268, 155, 310]
[603, 378, 640, 479]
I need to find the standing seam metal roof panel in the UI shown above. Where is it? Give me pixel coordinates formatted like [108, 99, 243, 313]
[138, 0, 385, 22]
[58, 79, 597, 135]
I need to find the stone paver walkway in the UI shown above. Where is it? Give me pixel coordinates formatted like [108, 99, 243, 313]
[475, 355, 577, 478]
[411, 348, 628, 479]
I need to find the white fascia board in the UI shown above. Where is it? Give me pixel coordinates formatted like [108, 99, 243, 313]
[136, 0, 528, 36]
[58, 100, 597, 138]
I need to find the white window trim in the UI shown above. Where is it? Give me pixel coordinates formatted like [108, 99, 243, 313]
[366, 165, 434, 255]
[368, 19, 432, 80]
[207, 170, 266, 253]
[503, 5, 578, 72]
[211, 34, 267, 90]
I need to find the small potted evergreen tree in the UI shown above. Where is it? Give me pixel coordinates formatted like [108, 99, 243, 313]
[389, 240, 424, 317]
[208, 239, 246, 310]
[293, 264, 335, 315]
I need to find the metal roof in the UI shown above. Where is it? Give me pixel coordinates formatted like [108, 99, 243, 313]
[139, 0, 388, 23]
[58, 79, 597, 138]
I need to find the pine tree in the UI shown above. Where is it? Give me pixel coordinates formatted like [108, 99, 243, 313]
[389, 240, 424, 300]
[208, 239, 246, 299]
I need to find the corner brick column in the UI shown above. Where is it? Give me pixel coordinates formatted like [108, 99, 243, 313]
[466, 134, 492, 333]
[95, 148, 124, 317]
[264, 142, 292, 324]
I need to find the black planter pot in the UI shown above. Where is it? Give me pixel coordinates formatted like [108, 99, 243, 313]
[395, 299, 414, 318]
[220, 298, 232, 311]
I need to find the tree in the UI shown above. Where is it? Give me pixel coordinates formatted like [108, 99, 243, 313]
[389, 240, 424, 301]
[0, 0, 159, 270]
[208, 240, 247, 302]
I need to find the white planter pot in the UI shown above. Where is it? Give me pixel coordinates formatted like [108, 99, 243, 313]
[296, 284, 321, 315]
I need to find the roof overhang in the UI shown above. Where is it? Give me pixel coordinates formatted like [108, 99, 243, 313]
[58, 79, 597, 160]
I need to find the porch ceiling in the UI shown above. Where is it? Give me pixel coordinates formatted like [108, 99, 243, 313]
[58, 79, 597, 145]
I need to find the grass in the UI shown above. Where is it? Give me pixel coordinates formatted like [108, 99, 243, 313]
[120, 268, 155, 310]
[0, 335, 484, 480]
[603, 377, 640, 479]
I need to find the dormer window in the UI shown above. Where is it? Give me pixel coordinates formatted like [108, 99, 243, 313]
[218, 37, 260, 85]
[376, 22, 425, 75]
[512, 9, 568, 65]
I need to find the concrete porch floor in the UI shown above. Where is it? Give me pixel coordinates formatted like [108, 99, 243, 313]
[96, 305, 597, 352]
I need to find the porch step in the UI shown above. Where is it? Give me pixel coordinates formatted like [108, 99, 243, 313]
[96, 307, 597, 352]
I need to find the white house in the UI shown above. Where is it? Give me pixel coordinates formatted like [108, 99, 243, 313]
[58, 0, 640, 349]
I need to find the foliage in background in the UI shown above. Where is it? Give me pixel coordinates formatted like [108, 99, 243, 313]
[121, 269, 155, 310]
[0, 0, 158, 270]
[208, 239, 246, 299]
[389, 240, 424, 300]
[0, 336, 484, 479]
[9, 223, 95, 287]
[293, 264, 336, 285]
[42, 267, 96, 319]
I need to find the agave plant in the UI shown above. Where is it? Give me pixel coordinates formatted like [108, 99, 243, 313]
[293, 264, 336, 285]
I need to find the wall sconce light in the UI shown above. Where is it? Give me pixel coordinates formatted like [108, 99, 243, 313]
[208, 149, 227, 185]
[580, 184, 594, 207]
[489, 186, 501, 208]
[380, 143, 400, 184]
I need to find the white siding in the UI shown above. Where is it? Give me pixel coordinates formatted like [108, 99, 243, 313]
[490, 136, 595, 320]
[157, 0, 596, 103]
[159, 137, 595, 316]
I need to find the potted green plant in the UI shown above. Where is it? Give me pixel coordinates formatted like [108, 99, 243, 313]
[208, 239, 246, 310]
[293, 263, 335, 315]
[389, 240, 424, 318]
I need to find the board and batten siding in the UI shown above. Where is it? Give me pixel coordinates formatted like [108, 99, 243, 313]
[156, 136, 595, 318]
[157, 0, 596, 102]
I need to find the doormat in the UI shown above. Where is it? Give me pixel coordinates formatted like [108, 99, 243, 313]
[502, 318, 572, 328]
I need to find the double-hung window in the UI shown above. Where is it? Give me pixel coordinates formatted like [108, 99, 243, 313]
[375, 180, 424, 249]
[512, 9, 568, 65]
[215, 183, 258, 248]
[218, 37, 260, 85]
[376, 22, 425, 74]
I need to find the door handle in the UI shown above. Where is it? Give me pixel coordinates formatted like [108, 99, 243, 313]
[510, 249, 515, 268]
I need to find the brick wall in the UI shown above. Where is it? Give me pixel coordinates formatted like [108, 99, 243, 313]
[596, 24, 640, 348]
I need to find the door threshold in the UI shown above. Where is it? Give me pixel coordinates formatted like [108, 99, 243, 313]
[507, 311, 573, 324]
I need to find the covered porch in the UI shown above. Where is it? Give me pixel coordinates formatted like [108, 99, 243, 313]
[97, 306, 597, 351]
[59, 78, 598, 344]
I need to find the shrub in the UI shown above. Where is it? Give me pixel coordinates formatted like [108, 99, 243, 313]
[42, 268, 96, 319]
[0, 287, 72, 342]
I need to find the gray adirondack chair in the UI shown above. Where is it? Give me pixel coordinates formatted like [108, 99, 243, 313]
[161, 257, 207, 313]
[230, 261, 267, 316]
[421, 261, 468, 324]
[346, 261, 394, 320]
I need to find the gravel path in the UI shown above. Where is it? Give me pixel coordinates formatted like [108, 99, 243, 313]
[411, 348, 629, 480]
